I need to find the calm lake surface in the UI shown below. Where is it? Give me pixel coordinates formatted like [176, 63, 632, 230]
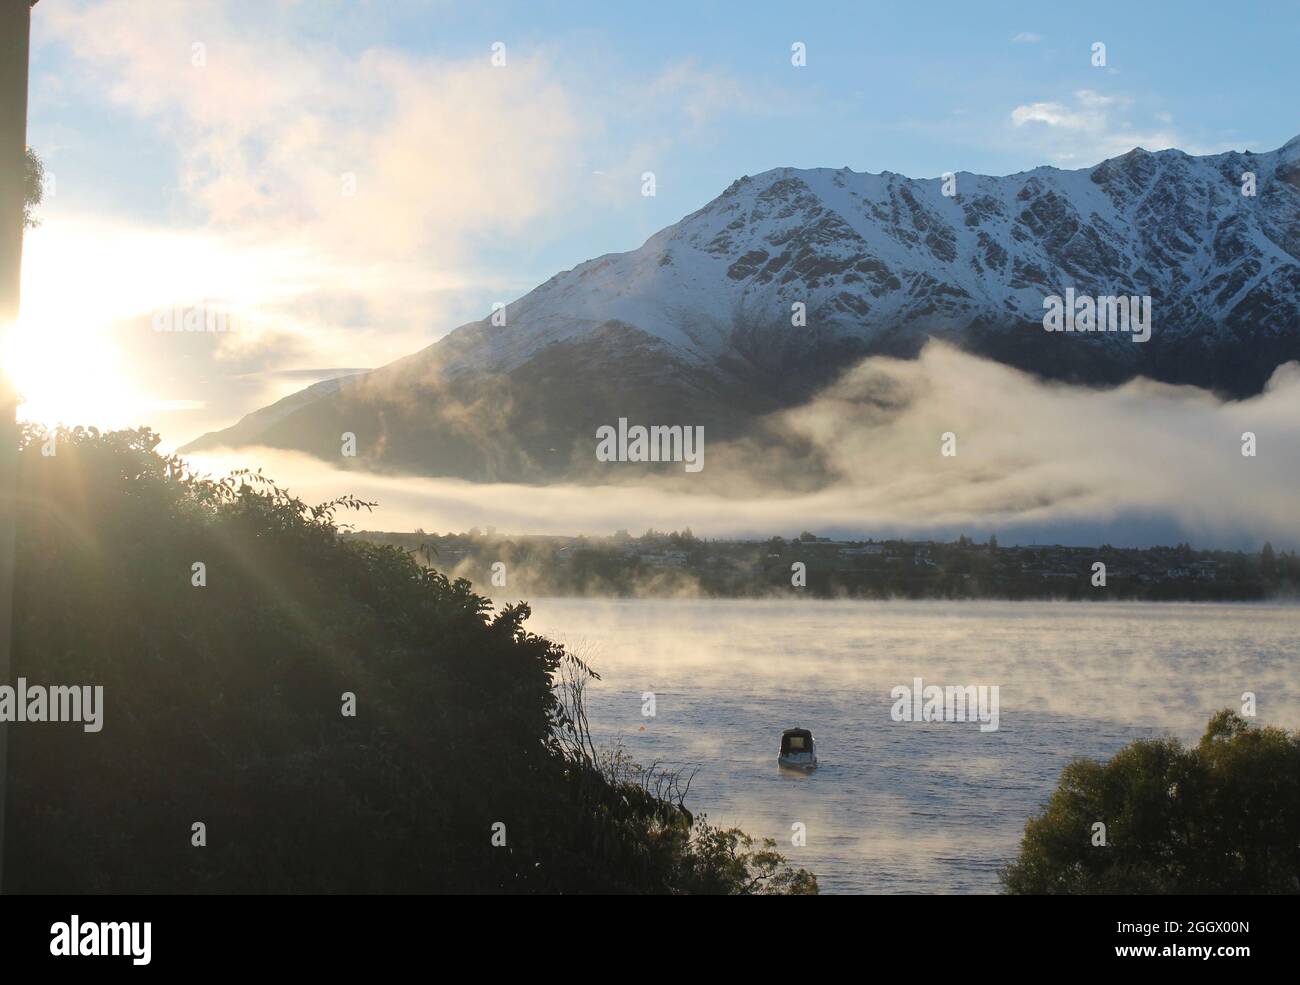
[524, 598, 1300, 894]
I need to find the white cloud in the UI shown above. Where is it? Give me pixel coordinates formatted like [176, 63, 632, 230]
[182, 345, 1300, 549]
[44, 1, 585, 264]
[31, 1, 771, 444]
[33, 0, 593, 424]
[1010, 32, 1043, 44]
[1010, 90, 1115, 130]
[1009, 90, 1196, 163]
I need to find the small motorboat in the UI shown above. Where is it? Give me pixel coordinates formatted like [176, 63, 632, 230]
[777, 727, 818, 771]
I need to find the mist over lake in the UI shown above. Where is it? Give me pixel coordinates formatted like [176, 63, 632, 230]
[526, 598, 1300, 894]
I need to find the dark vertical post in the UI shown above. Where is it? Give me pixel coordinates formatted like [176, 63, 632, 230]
[0, 0, 37, 895]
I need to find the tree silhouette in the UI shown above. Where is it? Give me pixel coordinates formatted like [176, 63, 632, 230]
[1002, 711, 1300, 894]
[22, 145, 40, 227]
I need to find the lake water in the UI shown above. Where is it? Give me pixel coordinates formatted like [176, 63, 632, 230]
[524, 598, 1300, 894]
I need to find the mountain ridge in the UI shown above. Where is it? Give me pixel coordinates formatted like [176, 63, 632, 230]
[183, 136, 1300, 481]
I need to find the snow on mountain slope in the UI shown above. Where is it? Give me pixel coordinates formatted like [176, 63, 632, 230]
[425, 134, 1300, 382]
[182, 136, 1300, 477]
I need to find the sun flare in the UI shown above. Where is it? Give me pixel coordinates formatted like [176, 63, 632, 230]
[2, 313, 136, 430]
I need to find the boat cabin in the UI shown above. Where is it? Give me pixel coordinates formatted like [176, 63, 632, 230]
[780, 728, 814, 756]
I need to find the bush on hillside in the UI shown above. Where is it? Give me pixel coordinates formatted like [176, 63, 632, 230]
[5, 426, 816, 894]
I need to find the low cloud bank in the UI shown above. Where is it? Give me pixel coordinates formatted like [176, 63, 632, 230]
[183, 345, 1300, 550]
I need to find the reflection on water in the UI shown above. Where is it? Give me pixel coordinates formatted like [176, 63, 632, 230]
[525, 598, 1300, 894]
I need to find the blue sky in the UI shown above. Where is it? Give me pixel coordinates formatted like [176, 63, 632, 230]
[12, 0, 1299, 444]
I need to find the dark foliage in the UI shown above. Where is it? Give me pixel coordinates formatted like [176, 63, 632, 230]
[5, 426, 815, 894]
[355, 528, 1299, 603]
[23, 146, 42, 228]
[1001, 711, 1300, 894]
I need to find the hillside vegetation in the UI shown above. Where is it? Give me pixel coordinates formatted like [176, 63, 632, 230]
[5, 426, 816, 894]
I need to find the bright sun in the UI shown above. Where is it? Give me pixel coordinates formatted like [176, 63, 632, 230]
[2, 221, 195, 432]
[2, 314, 136, 430]
[5, 217, 342, 437]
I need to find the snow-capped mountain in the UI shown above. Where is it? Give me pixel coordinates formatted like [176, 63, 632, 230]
[183, 136, 1300, 480]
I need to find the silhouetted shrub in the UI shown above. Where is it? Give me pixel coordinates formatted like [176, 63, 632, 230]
[6, 426, 815, 894]
[1001, 710, 1300, 894]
